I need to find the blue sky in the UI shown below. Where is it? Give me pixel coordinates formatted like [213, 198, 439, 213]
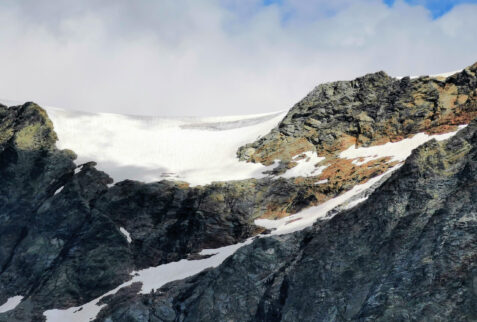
[263, 0, 477, 18]
[384, 0, 477, 17]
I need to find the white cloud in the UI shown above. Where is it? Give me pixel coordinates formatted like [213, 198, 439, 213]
[0, 0, 476, 116]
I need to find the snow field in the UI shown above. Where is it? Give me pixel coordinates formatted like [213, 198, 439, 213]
[46, 108, 286, 186]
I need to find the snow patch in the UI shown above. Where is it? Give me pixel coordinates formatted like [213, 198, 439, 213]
[429, 69, 462, 79]
[396, 69, 462, 80]
[339, 126, 466, 164]
[136, 240, 252, 294]
[53, 186, 64, 196]
[279, 151, 326, 179]
[0, 296, 23, 313]
[314, 179, 328, 185]
[43, 239, 252, 322]
[119, 227, 132, 243]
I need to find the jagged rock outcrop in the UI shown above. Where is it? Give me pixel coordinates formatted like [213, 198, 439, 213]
[96, 115, 477, 322]
[238, 62, 477, 165]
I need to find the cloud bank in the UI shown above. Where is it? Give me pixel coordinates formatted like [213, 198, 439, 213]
[0, 0, 476, 116]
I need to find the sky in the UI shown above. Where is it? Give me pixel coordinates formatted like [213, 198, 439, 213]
[0, 0, 476, 117]
[384, 0, 477, 17]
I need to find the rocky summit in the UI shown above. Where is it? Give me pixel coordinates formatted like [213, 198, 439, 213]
[238, 62, 477, 164]
[0, 63, 476, 322]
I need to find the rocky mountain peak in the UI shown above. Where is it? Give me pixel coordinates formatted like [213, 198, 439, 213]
[1, 63, 477, 321]
[237, 61, 477, 165]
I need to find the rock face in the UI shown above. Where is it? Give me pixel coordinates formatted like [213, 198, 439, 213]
[0, 103, 131, 321]
[1, 62, 477, 322]
[97, 115, 477, 322]
[238, 63, 477, 165]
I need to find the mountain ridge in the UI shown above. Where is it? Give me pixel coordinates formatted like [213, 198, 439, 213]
[238, 63, 477, 164]
[0, 62, 476, 321]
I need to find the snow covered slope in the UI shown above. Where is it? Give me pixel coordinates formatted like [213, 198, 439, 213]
[45, 108, 285, 186]
[44, 240, 252, 322]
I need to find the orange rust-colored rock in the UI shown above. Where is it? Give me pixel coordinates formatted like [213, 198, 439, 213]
[319, 157, 397, 187]
[250, 135, 315, 165]
[258, 156, 399, 220]
[319, 134, 356, 155]
[425, 124, 459, 135]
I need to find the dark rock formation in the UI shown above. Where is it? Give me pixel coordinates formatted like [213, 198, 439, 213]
[97, 111, 477, 322]
[238, 62, 477, 165]
[0, 103, 132, 321]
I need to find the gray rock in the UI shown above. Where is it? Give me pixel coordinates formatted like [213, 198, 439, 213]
[98, 117, 477, 322]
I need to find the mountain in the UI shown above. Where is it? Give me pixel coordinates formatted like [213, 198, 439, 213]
[98, 117, 477, 321]
[0, 63, 476, 321]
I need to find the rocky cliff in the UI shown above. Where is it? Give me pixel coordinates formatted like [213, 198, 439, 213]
[235, 63, 477, 222]
[0, 62, 476, 321]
